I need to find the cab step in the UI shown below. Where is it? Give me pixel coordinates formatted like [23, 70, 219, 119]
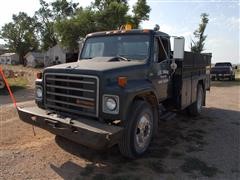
[159, 111, 176, 121]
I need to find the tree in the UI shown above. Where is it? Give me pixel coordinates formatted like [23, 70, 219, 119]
[55, 8, 96, 51]
[92, 0, 129, 30]
[0, 12, 39, 64]
[51, 0, 79, 19]
[132, 0, 151, 28]
[34, 0, 79, 50]
[191, 13, 209, 53]
[55, 0, 151, 50]
[34, 0, 57, 50]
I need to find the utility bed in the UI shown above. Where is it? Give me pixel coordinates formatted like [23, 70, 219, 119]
[173, 52, 211, 109]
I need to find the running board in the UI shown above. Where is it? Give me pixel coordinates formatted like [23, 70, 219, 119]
[159, 111, 176, 121]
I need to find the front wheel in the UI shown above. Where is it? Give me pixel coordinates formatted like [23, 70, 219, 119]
[119, 100, 154, 159]
[188, 84, 203, 116]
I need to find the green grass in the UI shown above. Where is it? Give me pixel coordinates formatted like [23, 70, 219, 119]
[1, 77, 28, 94]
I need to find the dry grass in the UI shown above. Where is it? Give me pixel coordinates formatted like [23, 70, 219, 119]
[0, 64, 41, 89]
[1, 76, 28, 95]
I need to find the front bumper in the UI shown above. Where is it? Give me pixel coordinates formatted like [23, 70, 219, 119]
[17, 105, 123, 150]
[211, 73, 231, 78]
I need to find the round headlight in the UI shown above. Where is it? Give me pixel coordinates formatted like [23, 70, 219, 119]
[106, 97, 117, 111]
[36, 87, 43, 99]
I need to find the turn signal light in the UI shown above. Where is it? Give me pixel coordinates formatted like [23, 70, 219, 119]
[118, 76, 128, 88]
[36, 72, 43, 79]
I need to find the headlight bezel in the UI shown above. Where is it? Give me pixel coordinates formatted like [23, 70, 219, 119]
[35, 85, 43, 101]
[103, 94, 119, 114]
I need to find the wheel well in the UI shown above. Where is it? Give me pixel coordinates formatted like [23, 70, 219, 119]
[198, 79, 204, 90]
[198, 79, 205, 105]
[132, 92, 159, 137]
[133, 92, 158, 108]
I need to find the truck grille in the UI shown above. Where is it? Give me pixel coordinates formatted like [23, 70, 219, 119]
[44, 73, 99, 117]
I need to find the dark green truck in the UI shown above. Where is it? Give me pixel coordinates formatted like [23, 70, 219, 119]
[17, 29, 211, 158]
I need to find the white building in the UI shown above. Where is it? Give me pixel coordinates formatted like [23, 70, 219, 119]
[0, 44, 8, 55]
[44, 44, 66, 67]
[25, 52, 44, 67]
[0, 53, 19, 65]
[44, 44, 79, 67]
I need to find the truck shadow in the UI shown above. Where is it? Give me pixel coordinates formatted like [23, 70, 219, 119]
[0, 88, 34, 105]
[52, 107, 240, 179]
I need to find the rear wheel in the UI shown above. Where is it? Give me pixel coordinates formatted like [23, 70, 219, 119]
[188, 84, 203, 116]
[119, 100, 153, 159]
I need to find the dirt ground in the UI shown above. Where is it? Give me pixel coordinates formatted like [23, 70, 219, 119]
[0, 81, 239, 180]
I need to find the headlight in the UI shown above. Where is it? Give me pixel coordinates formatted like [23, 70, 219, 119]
[106, 97, 117, 111]
[103, 95, 119, 114]
[35, 86, 43, 100]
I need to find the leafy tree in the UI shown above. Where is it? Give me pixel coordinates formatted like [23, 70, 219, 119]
[92, 0, 129, 30]
[51, 0, 79, 19]
[55, 8, 96, 51]
[0, 12, 39, 64]
[34, 0, 57, 50]
[35, 0, 79, 50]
[191, 13, 209, 53]
[55, 0, 151, 50]
[132, 0, 151, 28]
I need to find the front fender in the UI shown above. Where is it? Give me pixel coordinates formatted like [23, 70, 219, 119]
[102, 79, 158, 121]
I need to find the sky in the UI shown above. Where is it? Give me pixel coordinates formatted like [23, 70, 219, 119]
[0, 0, 239, 64]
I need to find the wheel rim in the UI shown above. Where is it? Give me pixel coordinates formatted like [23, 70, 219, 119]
[134, 113, 152, 153]
[197, 88, 203, 112]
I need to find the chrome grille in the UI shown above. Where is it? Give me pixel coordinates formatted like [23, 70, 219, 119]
[44, 73, 99, 117]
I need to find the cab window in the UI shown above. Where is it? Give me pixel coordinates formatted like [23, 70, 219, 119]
[154, 37, 169, 63]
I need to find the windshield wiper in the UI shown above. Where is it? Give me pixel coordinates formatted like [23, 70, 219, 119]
[116, 55, 130, 61]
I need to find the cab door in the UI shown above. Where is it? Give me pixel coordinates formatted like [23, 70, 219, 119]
[150, 36, 172, 101]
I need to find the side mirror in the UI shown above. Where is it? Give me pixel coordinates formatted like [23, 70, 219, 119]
[235, 66, 238, 70]
[173, 37, 185, 59]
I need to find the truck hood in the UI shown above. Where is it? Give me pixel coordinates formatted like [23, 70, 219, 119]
[46, 57, 145, 72]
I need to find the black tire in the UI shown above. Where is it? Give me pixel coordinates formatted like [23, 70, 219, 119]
[119, 100, 154, 159]
[188, 84, 203, 116]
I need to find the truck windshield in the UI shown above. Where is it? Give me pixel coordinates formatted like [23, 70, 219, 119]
[80, 34, 150, 61]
